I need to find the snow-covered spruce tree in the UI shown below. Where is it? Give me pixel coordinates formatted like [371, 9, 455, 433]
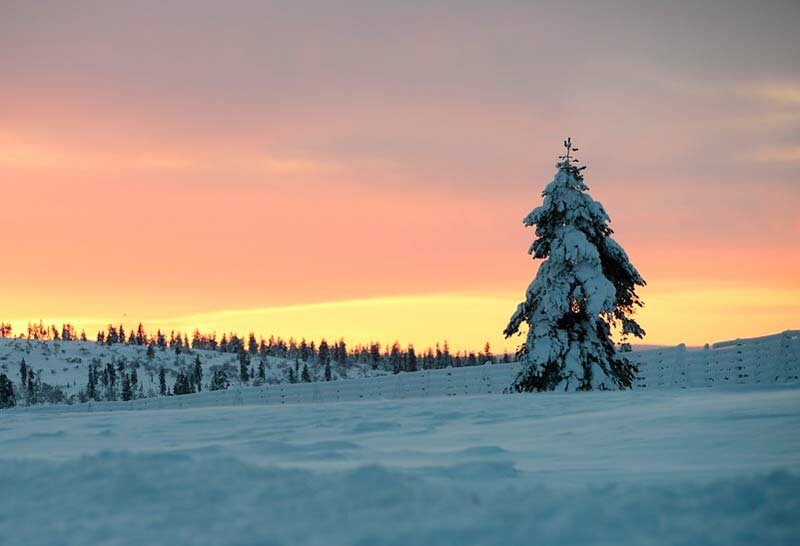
[504, 139, 645, 391]
[0, 374, 16, 409]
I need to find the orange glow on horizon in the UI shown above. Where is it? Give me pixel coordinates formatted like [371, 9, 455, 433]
[6, 284, 799, 353]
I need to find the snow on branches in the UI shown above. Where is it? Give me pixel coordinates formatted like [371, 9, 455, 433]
[505, 139, 646, 392]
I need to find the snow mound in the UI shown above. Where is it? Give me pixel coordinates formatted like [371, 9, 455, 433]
[3, 452, 798, 546]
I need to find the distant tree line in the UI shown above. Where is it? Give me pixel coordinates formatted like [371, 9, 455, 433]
[0, 321, 86, 342]
[0, 321, 514, 409]
[1, 321, 510, 371]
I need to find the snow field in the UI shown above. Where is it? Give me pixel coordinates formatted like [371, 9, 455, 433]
[2, 385, 799, 545]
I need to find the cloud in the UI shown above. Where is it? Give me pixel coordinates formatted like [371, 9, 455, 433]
[744, 84, 800, 105]
[724, 112, 800, 130]
[0, 136, 341, 175]
[749, 146, 800, 163]
[250, 157, 343, 174]
[0, 143, 90, 170]
[651, 77, 800, 107]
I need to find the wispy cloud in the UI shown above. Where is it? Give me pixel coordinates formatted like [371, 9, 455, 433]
[652, 76, 800, 107]
[749, 146, 800, 163]
[743, 84, 800, 105]
[0, 136, 341, 175]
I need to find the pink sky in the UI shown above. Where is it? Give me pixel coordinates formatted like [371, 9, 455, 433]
[1, 0, 798, 349]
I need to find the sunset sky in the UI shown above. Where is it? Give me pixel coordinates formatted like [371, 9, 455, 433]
[1, 0, 798, 352]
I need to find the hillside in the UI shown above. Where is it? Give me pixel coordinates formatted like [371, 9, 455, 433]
[2, 330, 798, 410]
[0, 337, 389, 404]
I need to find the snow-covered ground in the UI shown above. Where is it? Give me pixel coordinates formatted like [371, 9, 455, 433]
[0, 338, 385, 401]
[2, 385, 798, 545]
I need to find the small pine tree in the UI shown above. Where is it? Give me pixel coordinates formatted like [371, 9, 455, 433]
[19, 359, 28, 389]
[336, 338, 347, 365]
[136, 323, 147, 345]
[121, 373, 133, 401]
[301, 364, 311, 383]
[193, 356, 203, 392]
[389, 342, 402, 374]
[210, 369, 230, 391]
[504, 139, 645, 391]
[369, 343, 381, 369]
[172, 372, 193, 395]
[26, 368, 37, 405]
[407, 346, 418, 372]
[159, 367, 167, 396]
[130, 368, 138, 398]
[239, 352, 250, 383]
[104, 363, 116, 401]
[87, 365, 97, 400]
[0, 373, 16, 409]
[318, 340, 330, 368]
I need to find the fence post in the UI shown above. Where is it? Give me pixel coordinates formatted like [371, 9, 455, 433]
[702, 343, 712, 387]
[735, 338, 746, 384]
[674, 344, 686, 388]
[312, 382, 321, 403]
[781, 331, 799, 383]
[393, 373, 404, 400]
